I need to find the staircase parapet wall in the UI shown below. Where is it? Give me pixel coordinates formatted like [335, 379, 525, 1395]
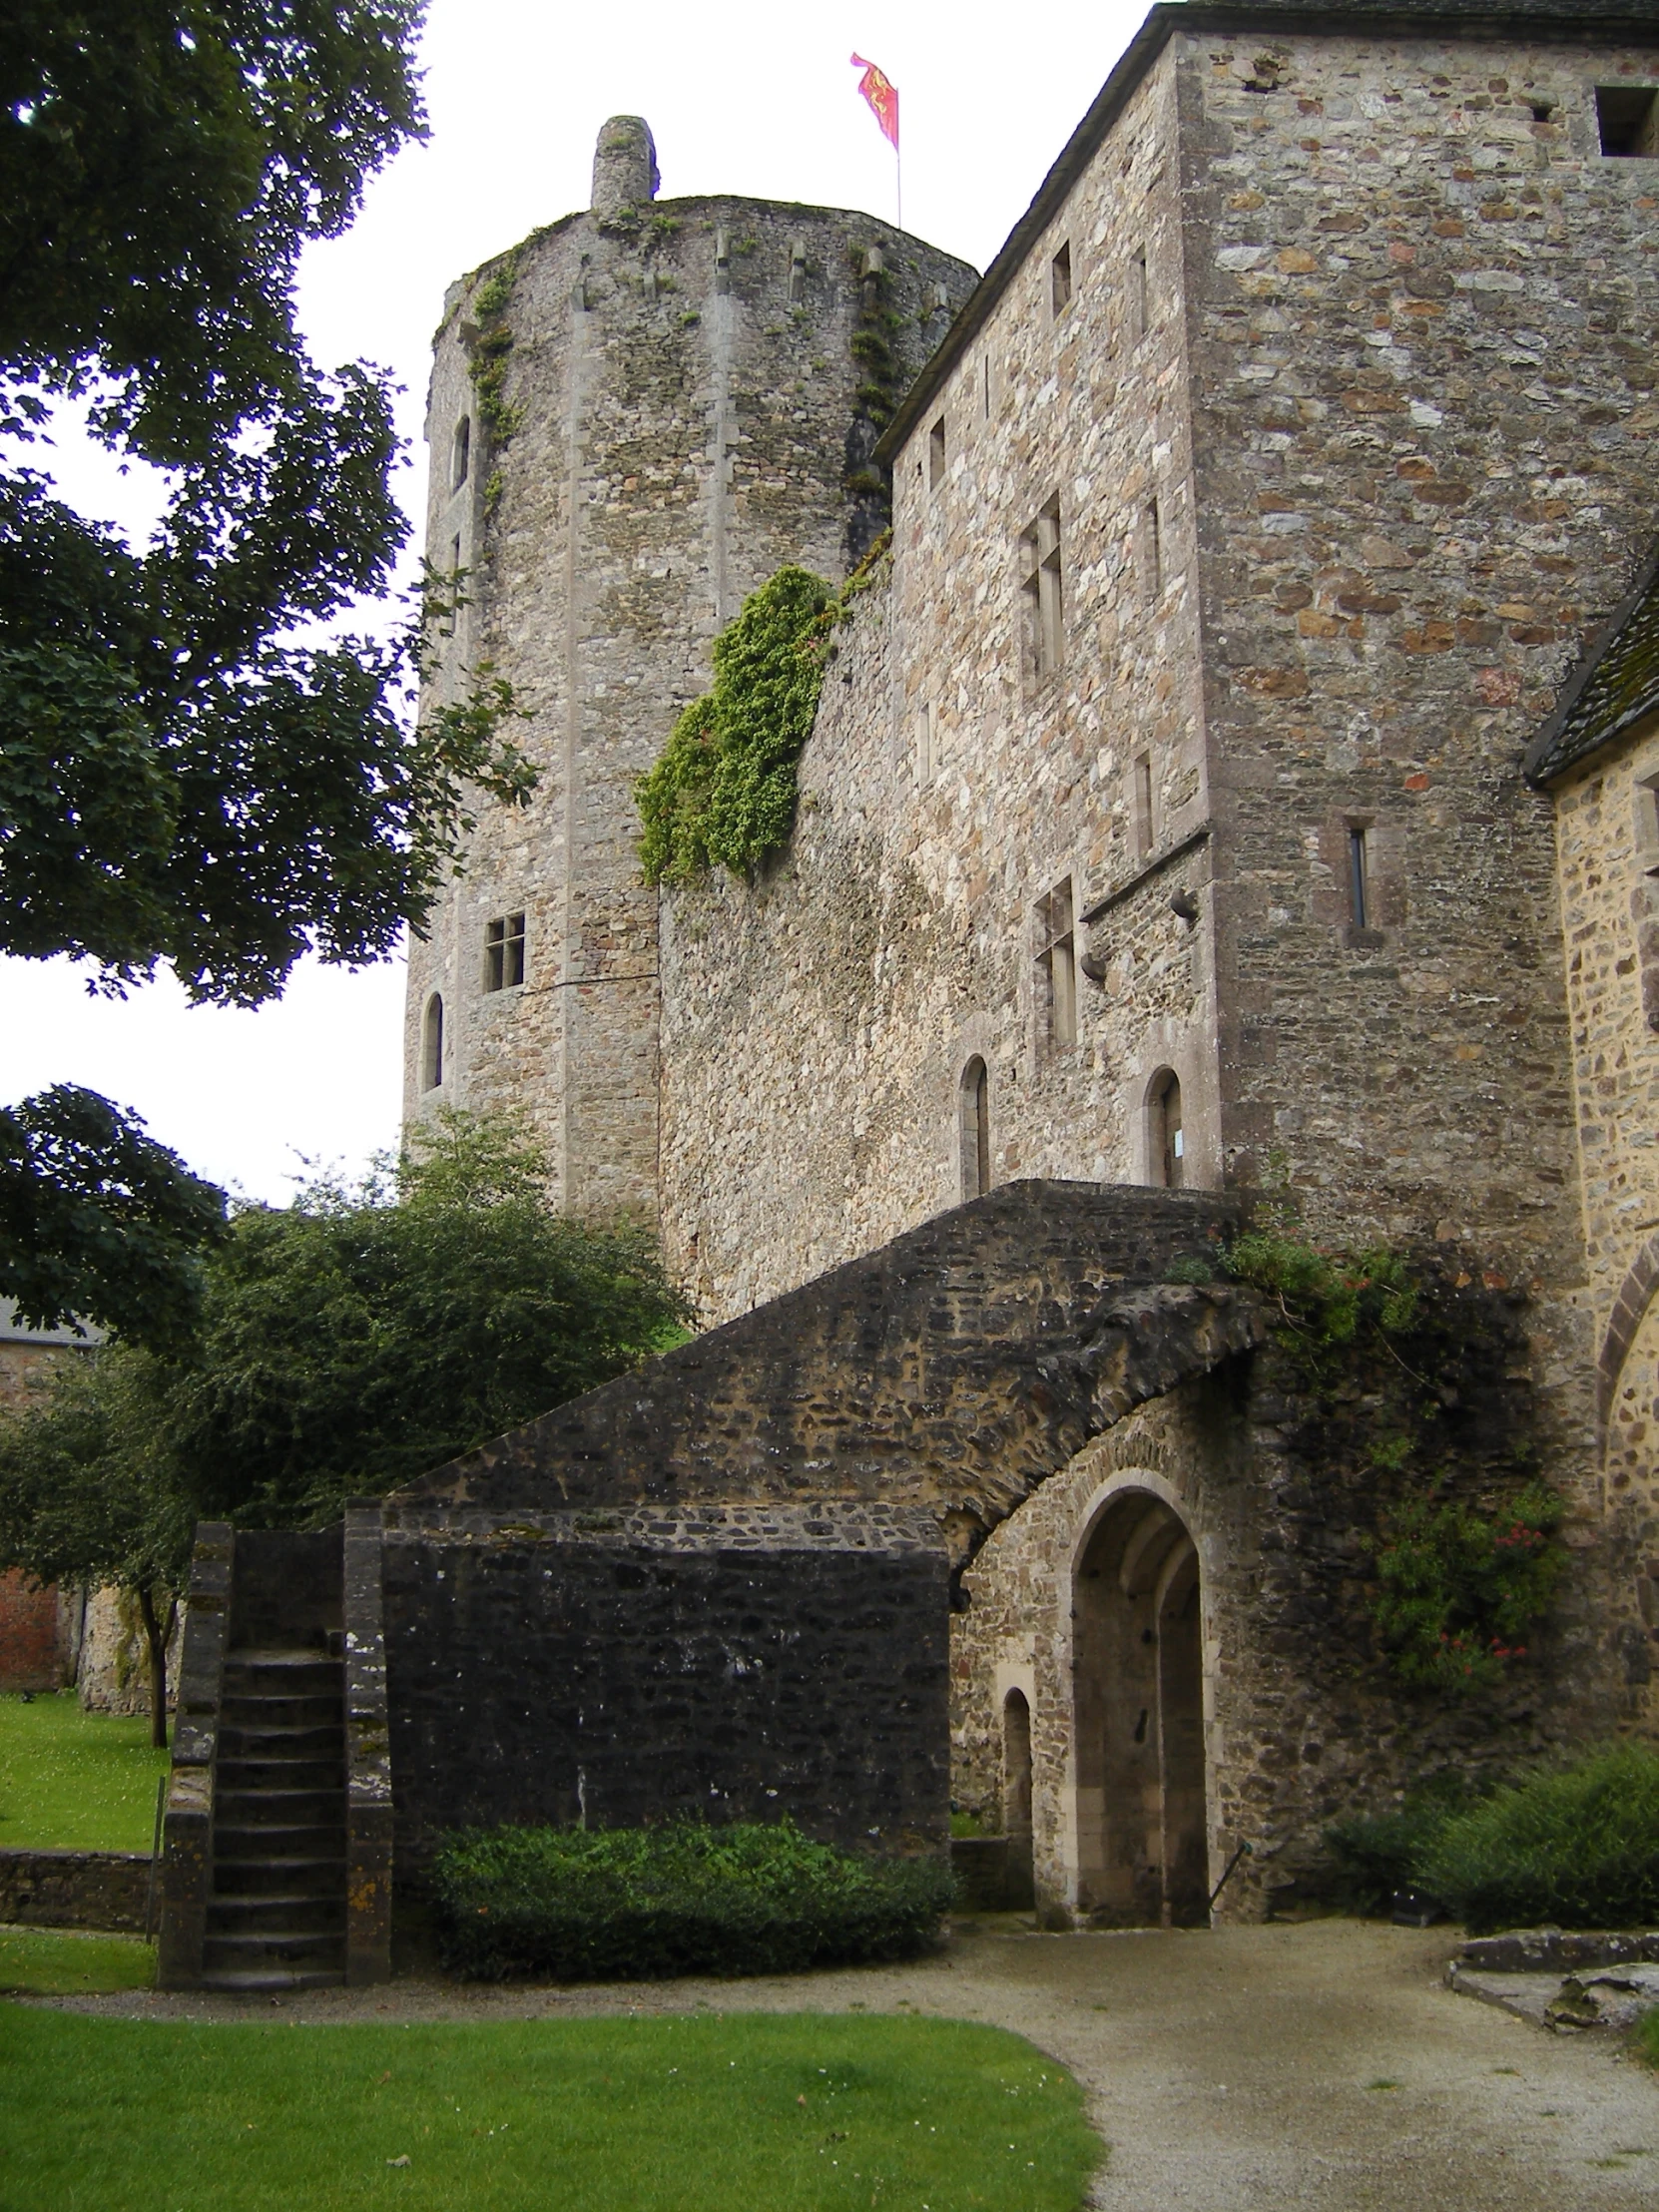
[157, 1520, 232, 1989]
[343, 1502, 392, 1987]
[389, 1181, 1252, 1552]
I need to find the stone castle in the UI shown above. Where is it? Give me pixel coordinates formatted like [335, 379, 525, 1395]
[150, 0, 1659, 1989]
[390, 0, 1659, 1914]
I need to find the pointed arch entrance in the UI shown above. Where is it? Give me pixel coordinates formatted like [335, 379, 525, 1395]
[1072, 1487, 1209, 1925]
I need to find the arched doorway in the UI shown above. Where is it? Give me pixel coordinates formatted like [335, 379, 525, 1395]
[1072, 1489, 1209, 1925]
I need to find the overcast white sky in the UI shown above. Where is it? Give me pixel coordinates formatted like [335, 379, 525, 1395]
[3, 0, 1149, 1204]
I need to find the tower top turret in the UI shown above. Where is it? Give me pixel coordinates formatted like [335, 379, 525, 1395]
[591, 116, 659, 215]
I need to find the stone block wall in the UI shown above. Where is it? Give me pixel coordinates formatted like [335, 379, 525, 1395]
[403, 121, 975, 1225]
[381, 1503, 948, 1869]
[1549, 702, 1659, 1707]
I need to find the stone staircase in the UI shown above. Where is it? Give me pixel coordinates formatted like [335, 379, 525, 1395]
[202, 1648, 347, 1990]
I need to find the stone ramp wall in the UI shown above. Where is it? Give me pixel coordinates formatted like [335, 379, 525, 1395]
[389, 1180, 1254, 1551]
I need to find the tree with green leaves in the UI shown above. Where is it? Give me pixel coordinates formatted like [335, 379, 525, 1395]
[0, 1117, 688, 1741]
[1, 2, 534, 1341]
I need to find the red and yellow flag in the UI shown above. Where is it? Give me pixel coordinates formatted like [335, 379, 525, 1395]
[850, 53, 899, 152]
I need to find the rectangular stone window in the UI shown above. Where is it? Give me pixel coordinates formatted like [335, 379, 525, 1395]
[1144, 497, 1165, 601]
[915, 700, 933, 785]
[981, 354, 992, 420]
[442, 533, 461, 635]
[1597, 86, 1659, 157]
[1349, 825, 1371, 929]
[485, 911, 526, 992]
[1635, 777, 1659, 873]
[1020, 496, 1064, 682]
[928, 415, 946, 492]
[1035, 878, 1077, 1052]
[1132, 753, 1154, 860]
[1051, 241, 1073, 318]
[451, 414, 471, 490]
[1130, 246, 1150, 342]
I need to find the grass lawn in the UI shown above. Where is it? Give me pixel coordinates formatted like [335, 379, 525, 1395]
[0, 1926, 153, 1995]
[0, 1691, 169, 1853]
[0, 2005, 1101, 2212]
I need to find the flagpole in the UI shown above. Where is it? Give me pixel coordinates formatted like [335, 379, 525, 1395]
[896, 145, 902, 232]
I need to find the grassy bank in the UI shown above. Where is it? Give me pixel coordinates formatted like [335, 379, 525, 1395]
[0, 1692, 168, 1853]
[0, 1926, 153, 1995]
[0, 2005, 1100, 2212]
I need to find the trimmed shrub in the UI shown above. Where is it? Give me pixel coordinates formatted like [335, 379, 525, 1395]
[431, 1822, 956, 1982]
[1415, 1745, 1659, 1935]
[1324, 1777, 1476, 1916]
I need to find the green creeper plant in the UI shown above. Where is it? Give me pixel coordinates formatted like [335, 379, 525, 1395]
[636, 565, 838, 884]
[1371, 1481, 1565, 1693]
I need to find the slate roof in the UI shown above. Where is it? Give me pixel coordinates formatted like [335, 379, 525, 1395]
[1526, 547, 1659, 785]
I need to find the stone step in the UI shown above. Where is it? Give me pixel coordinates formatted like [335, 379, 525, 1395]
[212, 1855, 345, 1897]
[197, 1967, 345, 1993]
[217, 1757, 344, 1793]
[215, 1822, 346, 1861]
[216, 1788, 345, 1826]
[208, 1893, 345, 1935]
[221, 1691, 341, 1723]
[218, 1722, 344, 1759]
[203, 1929, 346, 1970]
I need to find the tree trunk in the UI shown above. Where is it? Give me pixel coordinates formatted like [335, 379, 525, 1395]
[136, 1584, 177, 1751]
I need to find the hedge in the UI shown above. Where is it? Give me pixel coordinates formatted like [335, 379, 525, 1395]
[430, 1822, 956, 1982]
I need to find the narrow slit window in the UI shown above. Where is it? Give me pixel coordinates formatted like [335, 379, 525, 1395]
[915, 701, 933, 785]
[485, 911, 526, 991]
[928, 415, 946, 492]
[1051, 241, 1073, 317]
[1131, 246, 1149, 341]
[1147, 497, 1165, 599]
[1635, 778, 1659, 875]
[451, 414, 471, 489]
[960, 1057, 991, 1201]
[421, 994, 444, 1091]
[1133, 753, 1154, 860]
[1020, 496, 1064, 681]
[1036, 879, 1077, 1053]
[443, 534, 461, 634]
[982, 354, 991, 420]
[1149, 1069, 1183, 1189]
[1597, 86, 1659, 157]
[1349, 827, 1370, 930]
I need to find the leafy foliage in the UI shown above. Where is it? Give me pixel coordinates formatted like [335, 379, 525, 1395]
[636, 566, 838, 884]
[0, 0, 537, 998]
[0, 1085, 226, 1350]
[1223, 1230, 1417, 1370]
[1414, 1745, 1659, 1934]
[431, 1820, 956, 1982]
[465, 253, 522, 442]
[1372, 1482, 1566, 1694]
[1323, 1775, 1482, 1916]
[158, 1114, 687, 1525]
[0, 1116, 686, 1736]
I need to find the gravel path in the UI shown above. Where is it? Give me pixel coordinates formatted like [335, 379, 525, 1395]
[28, 1918, 1659, 2208]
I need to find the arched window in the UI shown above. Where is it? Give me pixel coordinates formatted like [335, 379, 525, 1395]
[422, 994, 444, 1092]
[1148, 1068, 1183, 1189]
[960, 1056, 990, 1200]
[451, 414, 471, 490]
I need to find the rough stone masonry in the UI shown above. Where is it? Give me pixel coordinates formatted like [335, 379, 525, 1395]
[381, 3, 1659, 1926]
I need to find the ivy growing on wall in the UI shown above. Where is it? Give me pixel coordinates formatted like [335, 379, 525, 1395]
[636, 558, 887, 885]
[466, 251, 522, 443]
[1178, 1224, 1567, 1698]
[1372, 1484, 1566, 1694]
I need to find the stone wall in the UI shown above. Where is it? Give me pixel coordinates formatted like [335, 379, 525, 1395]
[381, 1504, 949, 1869]
[1549, 702, 1659, 1713]
[659, 40, 1216, 1320]
[403, 119, 975, 1225]
[0, 1848, 152, 1934]
[954, 1272, 1606, 1924]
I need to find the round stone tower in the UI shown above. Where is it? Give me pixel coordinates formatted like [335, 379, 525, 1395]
[403, 119, 976, 1220]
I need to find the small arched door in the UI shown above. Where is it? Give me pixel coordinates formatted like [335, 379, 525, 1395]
[1072, 1490, 1209, 1925]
